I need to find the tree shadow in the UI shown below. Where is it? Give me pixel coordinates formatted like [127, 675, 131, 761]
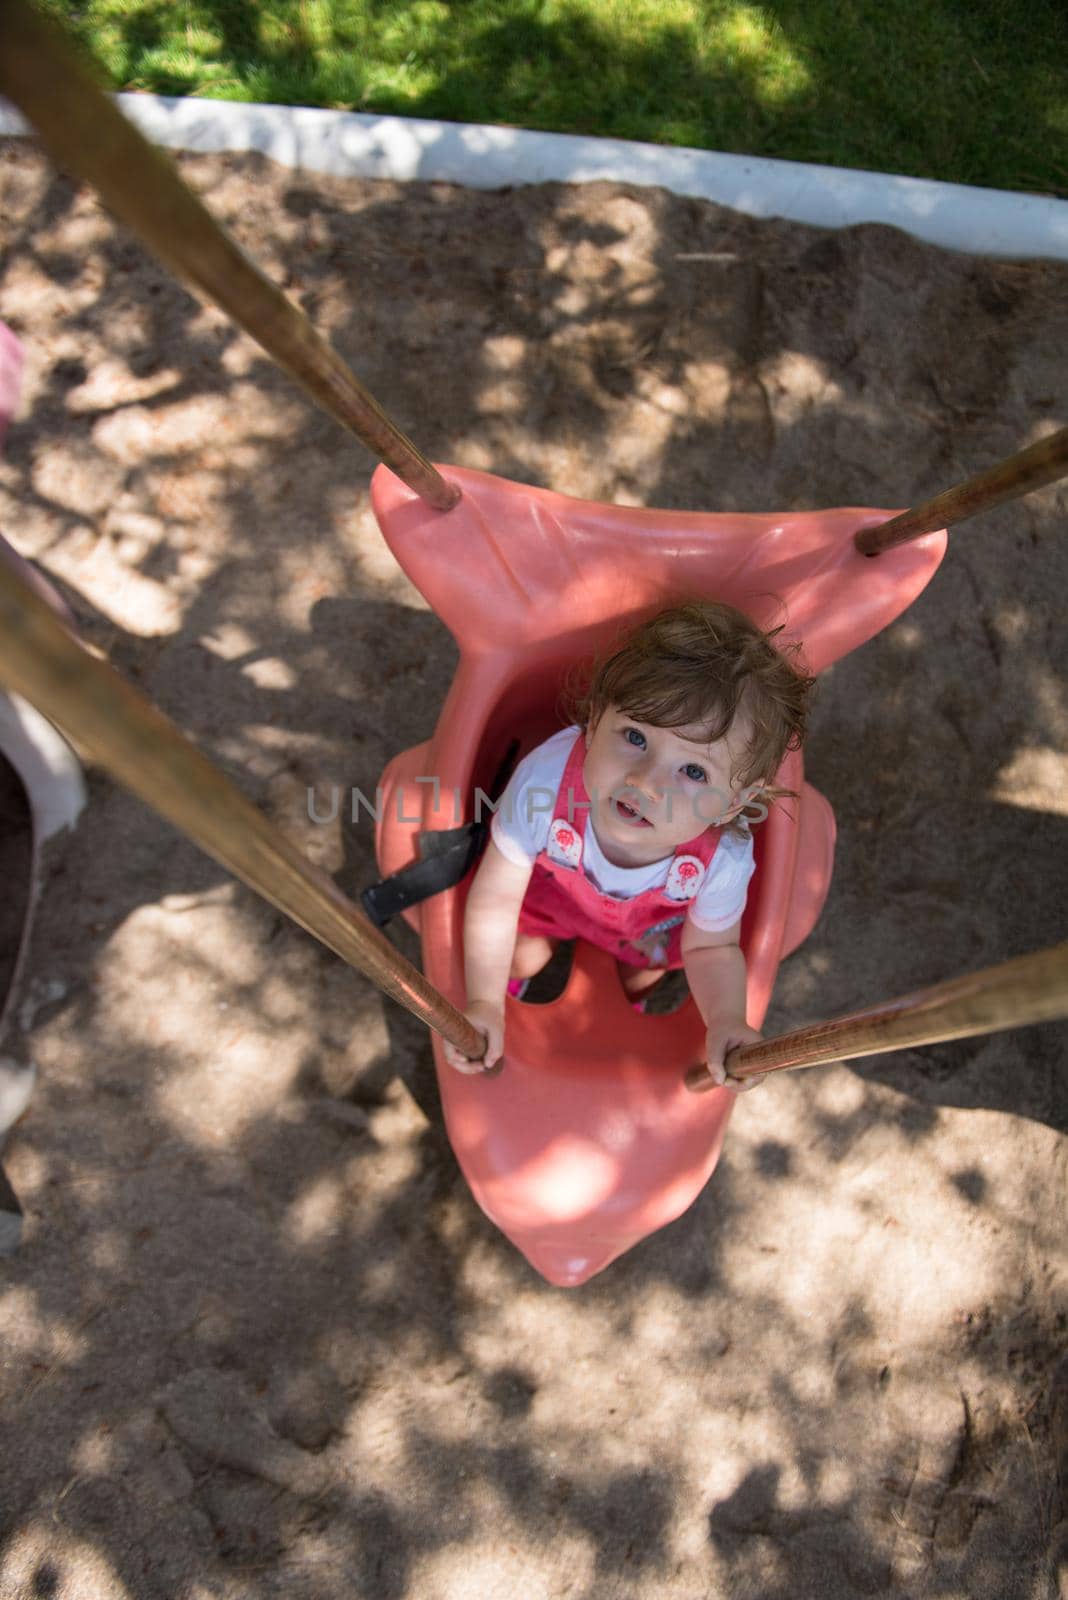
[0, 136, 1065, 1596]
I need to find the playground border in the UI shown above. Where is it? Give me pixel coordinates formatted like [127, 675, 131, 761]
[2, 92, 1068, 263]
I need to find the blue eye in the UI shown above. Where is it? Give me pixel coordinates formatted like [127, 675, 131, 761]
[623, 727, 646, 748]
[682, 763, 707, 783]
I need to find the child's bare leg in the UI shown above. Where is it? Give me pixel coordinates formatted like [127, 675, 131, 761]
[511, 933, 557, 981]
[618, 962, 666, 998]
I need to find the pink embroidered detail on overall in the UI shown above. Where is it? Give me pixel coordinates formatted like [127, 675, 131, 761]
[517, 731, 724, 969]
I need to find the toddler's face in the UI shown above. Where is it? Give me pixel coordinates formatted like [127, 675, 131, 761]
[582, 706, 759, 867]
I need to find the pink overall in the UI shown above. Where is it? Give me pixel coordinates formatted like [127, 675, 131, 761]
[517, 731, 726, 969]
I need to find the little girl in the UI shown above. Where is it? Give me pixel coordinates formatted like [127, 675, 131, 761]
[442, 601, 815, 1089]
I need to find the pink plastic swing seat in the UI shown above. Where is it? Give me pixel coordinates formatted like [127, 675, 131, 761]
[371, 464, 946, 1286]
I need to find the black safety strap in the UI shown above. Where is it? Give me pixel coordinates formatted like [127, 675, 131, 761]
[360, 740, 520, 928]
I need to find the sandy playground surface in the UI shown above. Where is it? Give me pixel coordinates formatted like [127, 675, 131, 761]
[0, 137, 1066, 1600]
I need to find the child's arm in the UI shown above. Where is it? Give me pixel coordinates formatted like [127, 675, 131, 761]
[680, 917, 766, 1093]
[441, 839, 534, 1074]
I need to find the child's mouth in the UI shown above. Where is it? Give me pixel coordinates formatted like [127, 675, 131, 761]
[613, 798, 652, 827]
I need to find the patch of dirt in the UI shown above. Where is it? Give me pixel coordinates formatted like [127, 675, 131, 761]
[0, 140, 1065, 1599]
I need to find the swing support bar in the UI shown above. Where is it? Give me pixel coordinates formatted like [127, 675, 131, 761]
[6, 0, 1066, 546]
[2, 2, 1065, 1106]
[856, 425, 1068, 555]
[0, 0, 459, 515]
[1, 553, 1063, 1098]
[687, 938, 1068, 1091]
[0, 561, 486, 1066]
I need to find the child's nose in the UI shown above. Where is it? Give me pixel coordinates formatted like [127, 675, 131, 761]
[624, 756, 663, 799]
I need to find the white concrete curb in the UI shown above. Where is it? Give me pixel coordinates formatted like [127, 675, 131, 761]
[2, 92, 1067, 263]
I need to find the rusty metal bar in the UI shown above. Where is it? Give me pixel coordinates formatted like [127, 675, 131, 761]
[0, 0, 459, 513]
[856, 426, 1068, 556]
[0, 559, 486, 1064]
[686, 939, 1068, 1091]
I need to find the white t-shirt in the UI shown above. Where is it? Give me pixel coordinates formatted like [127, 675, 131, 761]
[490, 726, 755, 933]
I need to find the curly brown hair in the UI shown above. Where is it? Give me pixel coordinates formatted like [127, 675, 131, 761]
[564, 600, 816, 836]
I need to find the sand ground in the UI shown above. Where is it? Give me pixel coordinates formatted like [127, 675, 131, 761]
[0, 139, 1066, 1600]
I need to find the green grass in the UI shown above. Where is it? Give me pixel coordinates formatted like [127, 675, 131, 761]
[44, 0, 1068, 197]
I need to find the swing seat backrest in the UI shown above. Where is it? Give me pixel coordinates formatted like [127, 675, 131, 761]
[371, 464, 946, 1286]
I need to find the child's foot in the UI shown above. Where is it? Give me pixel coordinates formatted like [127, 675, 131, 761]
[629, 972, 690, 1016]
[650, 970, 690, 1014]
